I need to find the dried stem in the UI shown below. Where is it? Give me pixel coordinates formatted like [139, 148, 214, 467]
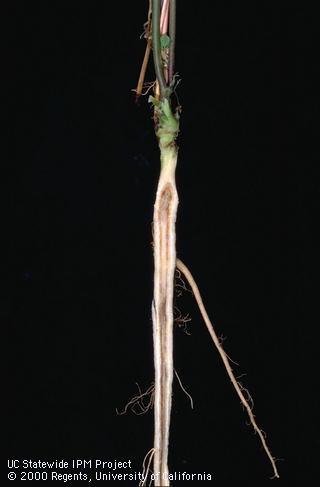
[135, 0, 152, 100]
[135, 41, 152, 101]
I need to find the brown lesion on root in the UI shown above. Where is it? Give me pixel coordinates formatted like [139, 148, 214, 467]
[159, 184, 173, 215]
[157, 183, 174, 299]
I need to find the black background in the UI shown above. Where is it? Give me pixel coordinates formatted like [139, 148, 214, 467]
[7, 1, 319, 484]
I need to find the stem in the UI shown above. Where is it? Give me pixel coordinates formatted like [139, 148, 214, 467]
[152, 0, 167, 98]
[168, 0, 176, 83]
[160, 0, 170, 34]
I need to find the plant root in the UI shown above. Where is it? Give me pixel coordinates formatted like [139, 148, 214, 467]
[174, 368, 194, 409]
[176, 258, 280, 479]
[174, 305, 192, 335]
[139, 447, 155, 487]
[175, 268, 192, 297]
[116, 382, 154, 416]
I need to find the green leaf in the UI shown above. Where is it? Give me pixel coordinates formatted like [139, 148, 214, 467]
[160, 34, 170, 49]
[148, 95, 160, 107]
